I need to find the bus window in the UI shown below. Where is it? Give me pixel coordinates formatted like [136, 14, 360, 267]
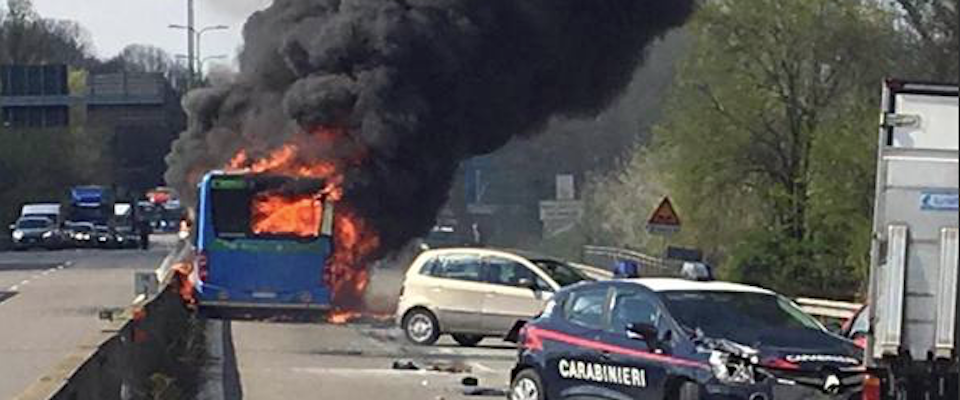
[251, 192, 322, 237]
[209, 176, 325, 240]
[211, 184, 251, 238]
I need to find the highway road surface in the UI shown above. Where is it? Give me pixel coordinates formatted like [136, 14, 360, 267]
[0, 236, 176, 400]
[225, 320, 517, 400]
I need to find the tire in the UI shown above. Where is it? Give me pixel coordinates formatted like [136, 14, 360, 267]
[402, 308, 440, 346]
[678, 381, 703, 400]
[510, 369, 545, 400]
[452, 334, 483, 347]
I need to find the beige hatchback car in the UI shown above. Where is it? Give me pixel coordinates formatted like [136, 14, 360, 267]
[396, 248, 593, 346]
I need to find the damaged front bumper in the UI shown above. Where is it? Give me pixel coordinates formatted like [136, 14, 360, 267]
[697, 338, 863, 400]
[702, 369, 864, 400]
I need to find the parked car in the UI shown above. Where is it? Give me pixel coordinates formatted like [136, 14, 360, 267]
[396, 248, 593, 346]
[92, 225, 124, 249]
[508, 278, 865, 400]
[9, 217, 64, 250]
[65, 222, 96, 248]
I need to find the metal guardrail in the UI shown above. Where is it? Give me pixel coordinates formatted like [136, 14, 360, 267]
[581, 245, 680, 276]
[795, 298, 863, 320]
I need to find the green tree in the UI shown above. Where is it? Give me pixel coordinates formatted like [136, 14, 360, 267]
[0, 0, 93, 65]
[893, 0, 959, 81]
[588, 0, 908, 299]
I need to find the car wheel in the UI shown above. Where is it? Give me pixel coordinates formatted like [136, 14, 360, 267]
[403, 309, 440, 346]
[452, 334, 483, 347]
[678, 381, 703, 400]
[511, 369, 544, 400]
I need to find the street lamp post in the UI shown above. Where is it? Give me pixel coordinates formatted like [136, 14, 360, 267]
[168, 23, 229, 86]
[195, 26, 229, 82]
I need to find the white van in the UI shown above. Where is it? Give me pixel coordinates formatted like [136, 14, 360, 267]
[20, 203, 61, 224]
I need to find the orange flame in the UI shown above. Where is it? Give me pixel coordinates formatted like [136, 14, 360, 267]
[251, 193, 323, 237]
[172, 260, 197, 307]
[325, 211, 380, 310]
[327, 310, 363, 324]
[224, 127, 380, 315]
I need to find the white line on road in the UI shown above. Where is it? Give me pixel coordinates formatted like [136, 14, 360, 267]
[292, 367, 451, 377]
[19, 280, 30, 286]
[470, 362, 494, 373]
[8, 286, 18, 291]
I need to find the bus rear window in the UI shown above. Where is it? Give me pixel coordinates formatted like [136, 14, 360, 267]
[251, 192, 322, 237]
[209, 176, 325, 239]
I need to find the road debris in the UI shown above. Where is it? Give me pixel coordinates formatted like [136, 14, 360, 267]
[391, 360, 420, 371]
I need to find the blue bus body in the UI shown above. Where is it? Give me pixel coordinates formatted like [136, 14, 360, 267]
[194, 172, 334, 311]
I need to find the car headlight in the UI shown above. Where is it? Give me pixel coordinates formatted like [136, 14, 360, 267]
[709, 351, 758, 384]
[12, 230, 24, 240]
[42, 231, 54, 239]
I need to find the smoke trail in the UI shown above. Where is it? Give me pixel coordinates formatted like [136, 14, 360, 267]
[165, 0, 695, 257]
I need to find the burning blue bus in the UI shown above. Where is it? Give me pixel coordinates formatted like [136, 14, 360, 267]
[192, 171, 336, 313]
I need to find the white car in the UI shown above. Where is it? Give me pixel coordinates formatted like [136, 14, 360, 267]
[396, 248, 593, 346]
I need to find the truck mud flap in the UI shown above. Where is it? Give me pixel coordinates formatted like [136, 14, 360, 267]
[934, 228, 958, 359]
[877, 224, 908, 357]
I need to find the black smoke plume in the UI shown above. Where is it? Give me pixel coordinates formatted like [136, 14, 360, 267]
[165, 0, 695, 257]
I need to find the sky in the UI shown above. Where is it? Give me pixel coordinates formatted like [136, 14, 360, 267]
[31, 0, 272, 69]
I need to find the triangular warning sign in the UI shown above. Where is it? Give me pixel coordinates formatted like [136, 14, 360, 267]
[648, 197, 681, 227]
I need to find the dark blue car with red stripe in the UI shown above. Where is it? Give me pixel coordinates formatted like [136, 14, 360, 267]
[508, 278, 865, 400]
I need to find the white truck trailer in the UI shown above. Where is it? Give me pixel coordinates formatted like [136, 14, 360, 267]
[867, 80, 958, 400]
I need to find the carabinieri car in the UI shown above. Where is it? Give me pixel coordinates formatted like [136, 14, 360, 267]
[508, 278, 864, 400]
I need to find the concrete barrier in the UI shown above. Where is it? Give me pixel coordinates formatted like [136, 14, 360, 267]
[14, 283, 204, 400]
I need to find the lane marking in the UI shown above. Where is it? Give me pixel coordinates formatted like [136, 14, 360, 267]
[470, 362, 494, 373]
[292, 367, 448, 377]
[1, 262, 68, 295]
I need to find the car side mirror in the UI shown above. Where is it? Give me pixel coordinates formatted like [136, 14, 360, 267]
[627, 322, 661, 349]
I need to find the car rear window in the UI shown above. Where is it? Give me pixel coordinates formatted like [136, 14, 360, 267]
[565, 288, 608, 329]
